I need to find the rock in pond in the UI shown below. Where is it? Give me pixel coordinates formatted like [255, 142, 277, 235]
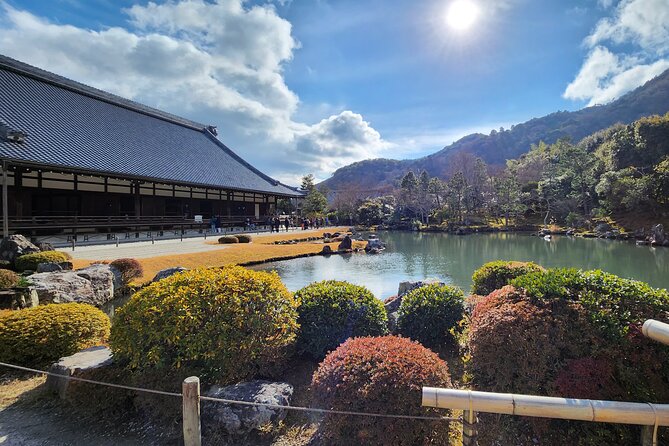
[152, 266, 188, 282]
[46, 346, 113, 399]
[337, 235, 353, 251]
[202, 381, 293, 436]
[0, 235, 40, 264]
[385, 278, 445, 332]
[30, 264, 119, 307]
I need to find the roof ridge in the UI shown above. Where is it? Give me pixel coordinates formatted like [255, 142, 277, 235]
[0, 54, 208, 131]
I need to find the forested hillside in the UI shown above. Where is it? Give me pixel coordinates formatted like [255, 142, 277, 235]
[322, 68, 669, 192]
[322, 114, 669, 231]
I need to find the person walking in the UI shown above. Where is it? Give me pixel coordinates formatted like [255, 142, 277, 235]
[283, 217, 290, 232]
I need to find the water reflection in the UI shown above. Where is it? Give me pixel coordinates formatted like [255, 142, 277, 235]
[251, 232, 669, 299]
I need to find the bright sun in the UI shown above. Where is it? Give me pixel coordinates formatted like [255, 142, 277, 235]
[446, 0, 480, 31]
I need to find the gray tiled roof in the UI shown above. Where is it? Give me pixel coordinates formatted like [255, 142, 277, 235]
[0, 55, 301, 197]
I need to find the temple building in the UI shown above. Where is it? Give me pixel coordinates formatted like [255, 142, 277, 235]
[0, 55, 301, 240]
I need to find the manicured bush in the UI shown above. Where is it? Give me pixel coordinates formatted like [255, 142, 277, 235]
[109, 258, 144, 284]
[471, 260, 543, 295]
[15, 250, 70, 272]
[470, 270, 669, 445]
[294, 280, 388, 359]
[311, 336, 452, 446]
[0, 269, 20, 288]
[0, 303, 110, 366]
[217, 235, 239, 244]
[235, 234, 252, 243]
[110, 266, 298, 383]
[396, 284, 465, 350]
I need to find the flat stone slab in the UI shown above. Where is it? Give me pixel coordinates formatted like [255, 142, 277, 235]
[202, 381, 293, 436]
[46, 346, 113, 399]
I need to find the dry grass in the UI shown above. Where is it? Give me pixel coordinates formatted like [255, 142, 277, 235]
[71, 228, 363, 283]
[0, 372, 46, 409]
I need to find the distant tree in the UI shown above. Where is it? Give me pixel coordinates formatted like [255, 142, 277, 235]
[357, 199, 384, 226]
[301, 174, 327, 217]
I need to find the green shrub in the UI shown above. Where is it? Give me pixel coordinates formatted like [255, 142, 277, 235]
[109, 258, 144, 284]
[0, 270, 20, 288]
[471, 260, 543, 295]
[110, 266, 298, 383]
[311, 336, 452, 446]
[396, 284, 465, 350]
[235, 234, 252, 243]
[469, 270, 669, 445]
[0, 303, 110, 366]
[15, 251, 70, 272]
[295, 280, 388, 359]
[217, 235, 239, 244]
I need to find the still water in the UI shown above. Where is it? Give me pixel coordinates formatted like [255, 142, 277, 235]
[251, 231, 669, 298]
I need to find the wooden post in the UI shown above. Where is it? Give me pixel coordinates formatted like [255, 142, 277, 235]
[2, 161, 8, 238]
[182, 376, 201, 446]
[463, 410, 478, 446]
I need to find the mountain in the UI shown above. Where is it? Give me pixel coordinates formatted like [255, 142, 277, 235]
[322, 69, 669, 192]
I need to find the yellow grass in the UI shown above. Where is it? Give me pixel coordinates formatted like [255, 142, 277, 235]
[71, 228, 362, 283]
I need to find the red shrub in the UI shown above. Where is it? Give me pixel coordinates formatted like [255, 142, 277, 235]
[311, 336, 452, 446]
[470, 285, 524, 323]
[554, 357, 616, 400]
[110, 258, 144, 284]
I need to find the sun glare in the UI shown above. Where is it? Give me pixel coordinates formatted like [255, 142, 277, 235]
[446, 0, 480, 31]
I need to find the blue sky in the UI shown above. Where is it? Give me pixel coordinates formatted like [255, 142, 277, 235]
[2, 0, 668, 183]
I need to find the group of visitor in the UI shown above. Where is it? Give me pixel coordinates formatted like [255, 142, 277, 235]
[268, 217, 291, 233]
[300, 216, 328, 229]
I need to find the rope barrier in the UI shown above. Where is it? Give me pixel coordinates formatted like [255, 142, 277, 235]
[0, 361, 460, 423]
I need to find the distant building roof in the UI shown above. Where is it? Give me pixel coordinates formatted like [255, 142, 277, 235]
[0, 54, 301, 197]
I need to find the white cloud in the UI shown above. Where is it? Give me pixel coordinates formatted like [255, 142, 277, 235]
[0, 1, 392, 182]
[564, 0, 669, 105]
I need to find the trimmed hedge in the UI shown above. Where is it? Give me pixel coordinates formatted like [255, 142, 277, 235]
[218, 236, 239, 244]
[0, 270, 20, 289]
[15, 251, 70, 272]
[311, 336, 452, 446]
[471, 260, 542, 295]
[396, 284, 465, 350]
[469, 268, 669, 445]
[110, 266, 298, 383]
[295, 280, 388, 359]
[0, 303, 110, 366]
[235, 234, 252, 243]
[110, 258, 144, 284]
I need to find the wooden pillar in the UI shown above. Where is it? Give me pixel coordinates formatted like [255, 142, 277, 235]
[641, 425, 656, 446]
[182, 376, 201, 446]
[2, 161, 8, 238]
[134, 183, 141, 217]
[463, 410, 478, 446]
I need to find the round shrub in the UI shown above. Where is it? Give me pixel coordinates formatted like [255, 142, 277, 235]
[0, 303, 110, 366]
[235, 234, 252, 243]
[15, 250, 70, 272]
[110, 266, 298, 383]
[311, 336, 452, 446]
[217, 235, 239, 244]
[109, 258, 144, 284]
[471, 260, 543, 295]
[0, 269, 20, 289]
[294, 280, 388, 359]
[470, 270, 669, 445]
[396, 284, 465, 350]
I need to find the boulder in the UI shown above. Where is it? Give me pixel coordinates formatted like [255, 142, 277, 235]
[396, 278, 445, 299]
[594, 222, 612, 235]
[202, 381, 293, 436]
[337, 235, 353, 251]
[650, 224, 665, 246]
[36, 261, 74, 273]
[0, 287, 38, 309]
[365, 239, 385, 252]
[0, 235, 40, 264]
[321, 245, 333, 255]
[30, 264, 118, 307]
[46, 346, 113, 399]
[152, 266, 188, 282]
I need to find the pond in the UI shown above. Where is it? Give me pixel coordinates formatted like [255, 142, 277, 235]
[251, 231, 669, 298]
